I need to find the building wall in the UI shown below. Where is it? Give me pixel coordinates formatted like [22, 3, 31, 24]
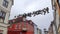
[0, 0, 13, 12]
[58, 24, 60, 34]
[51, 0, 59, 29]
[56, 10, 59, 28]
[55, 0, 60, 34]
[8, 17, 34, 34]
[0, 0, 13, 34]
[51, 0, 60, 34]
[0, 27, 7, 34]
[0, 0, 13, 24]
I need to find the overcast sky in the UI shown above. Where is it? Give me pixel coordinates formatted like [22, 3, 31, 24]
[10, 0, 54, 31]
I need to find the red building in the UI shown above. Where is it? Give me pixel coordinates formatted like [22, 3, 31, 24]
[8, 16, 34, 34]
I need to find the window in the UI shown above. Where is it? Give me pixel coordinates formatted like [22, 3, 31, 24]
[0, 11, 6, 19]
[0, 11, 6, 23]
[0, 12, 3, 17]
[3, 0, 8, 8]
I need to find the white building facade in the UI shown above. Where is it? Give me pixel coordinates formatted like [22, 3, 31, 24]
[0, 0, 13, 34]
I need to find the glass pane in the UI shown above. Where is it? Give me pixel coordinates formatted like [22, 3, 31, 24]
[0, 11, 6, 19]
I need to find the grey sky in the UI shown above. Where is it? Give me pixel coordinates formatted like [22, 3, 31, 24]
[10, 0, 54, 31]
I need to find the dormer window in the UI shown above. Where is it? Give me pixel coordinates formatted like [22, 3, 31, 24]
[3, 0, 8, 8]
